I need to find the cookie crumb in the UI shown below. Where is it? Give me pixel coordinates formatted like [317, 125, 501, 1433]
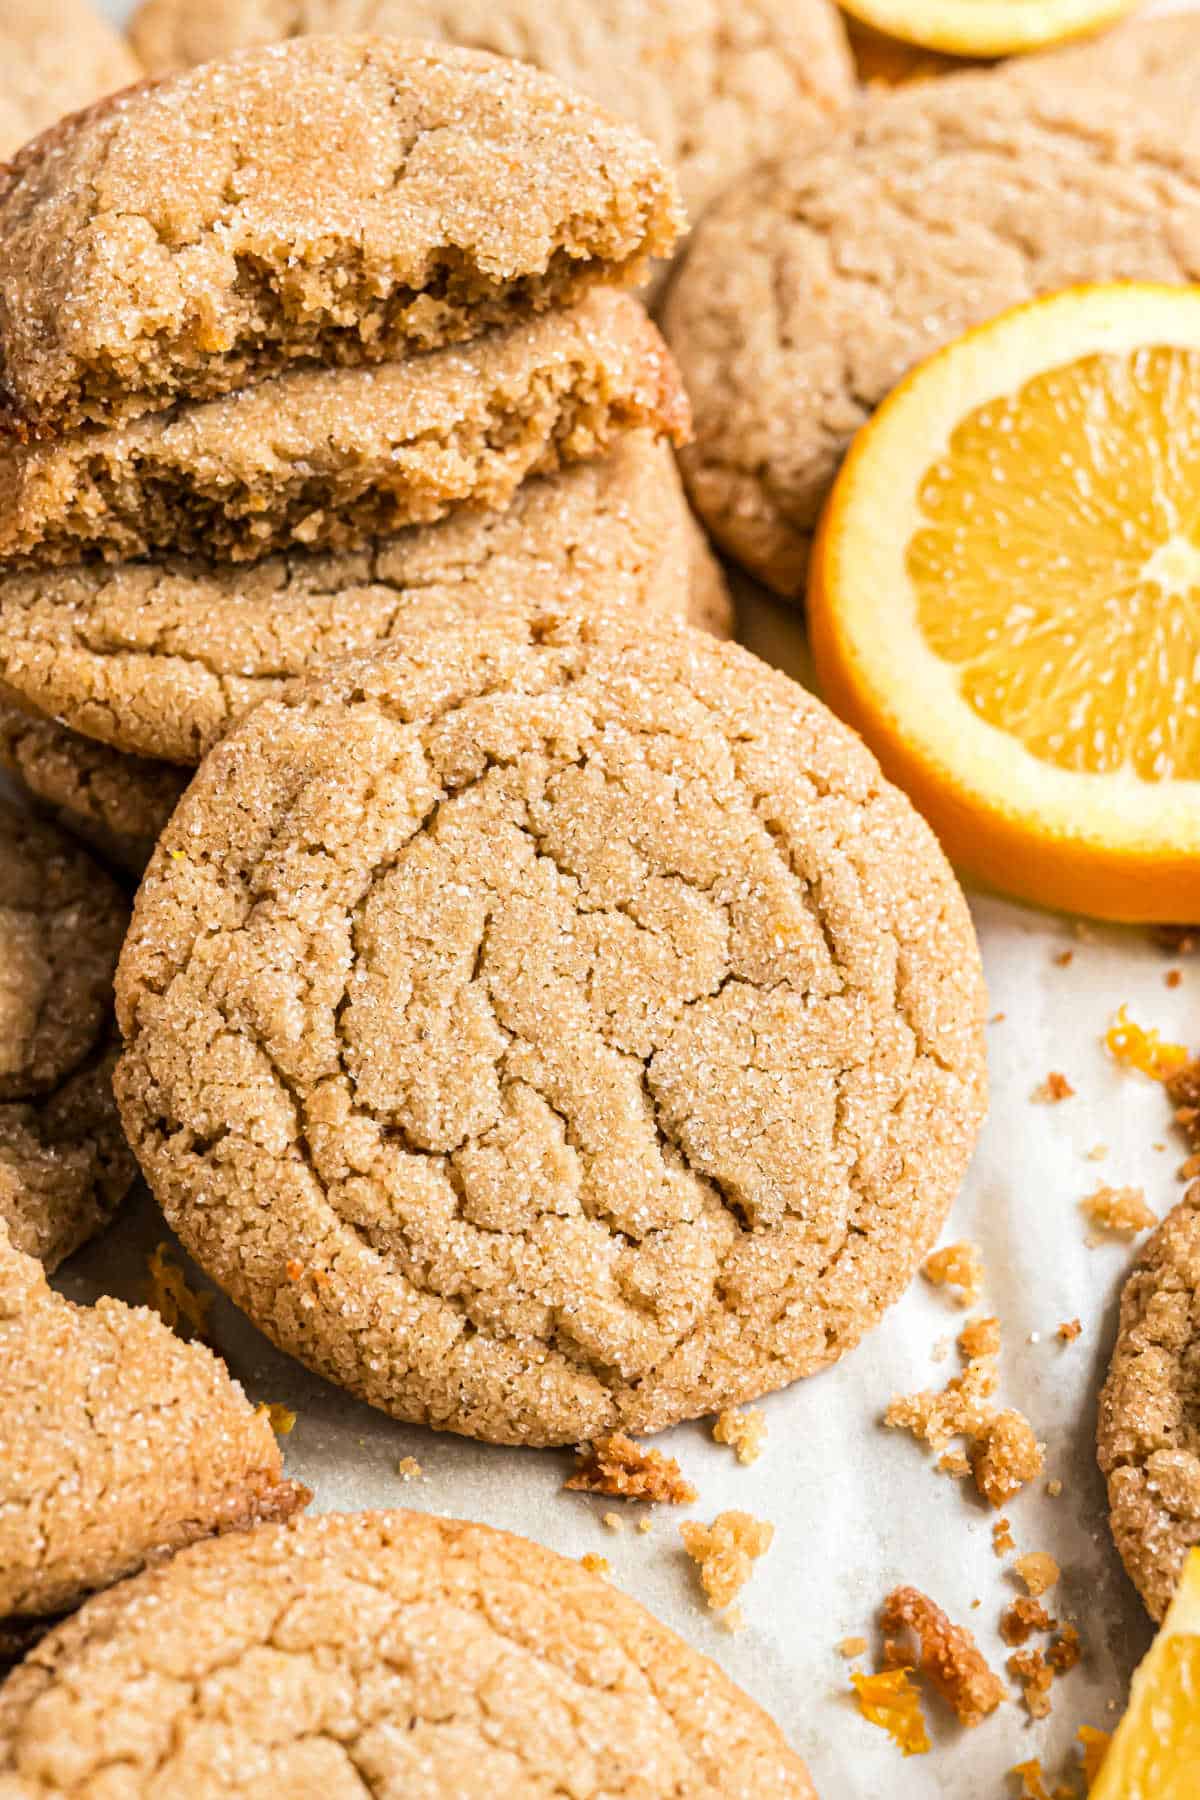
[1081, 1183, 1156, 1238]
[1001, 1597, 1054, 1646]
[993, 1518, 1016, 1558]
[922, 1241, 984, 1307]
[881, 1587, 1004, 1727]
[637, 1516, 654, 1535]
[602, 1511, 624, 1533]
[959, 1314, 1001, 1359]
[565, 1432, 697, 1504]
[1047, 1479, 1063, 1498]
[396, 1455, 423, 1481]
[1166, 1055, 1200, 1157]
[712, 1406, 767, 1465]
[938, 1449, 971, 1478]
[1009, 1648, 1054, 1719]
[1015, 1552, 1060, 1597]
[1056, 1319, 1082, 1342]
[849, 1666, 930, 1756]
[680, 1510, 773, 1611]
[1105, 1006, 1189, 1081]
[1085, 1144, 1109, 1162]
[972, 1410, 1044, 1508]
[144, 1243, 213, 1342]
[1032, 1072, 1075, 1103]
[838, 1635, 869, 1658]
[257, 1402, 296, 1436]
[1048, 1624, 1081, 1675]
[580, 1553, 610, 1577]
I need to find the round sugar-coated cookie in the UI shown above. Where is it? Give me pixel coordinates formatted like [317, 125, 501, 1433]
[0, 800, 135, 1270]
[115, 608, 987, 1446]
[0, 433, 725, 767]
[0, 702, 187, 875]
[0, 0, 140, 163]
[0, 1222, 306, 1638]
[127, 0, 854, 245]
[1098, 1183, 1200, 1621]
[662, 49, 1200, 597]
[0, 35, 682, 440]
[0, 1509, 816, 1796]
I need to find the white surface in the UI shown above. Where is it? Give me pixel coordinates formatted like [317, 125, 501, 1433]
[41, 5, 1192, 1794]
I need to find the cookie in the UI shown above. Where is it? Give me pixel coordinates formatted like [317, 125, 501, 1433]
[0, 291, 688, 567]
[1098, 1183, 1200, 1621]
[662, 53, 1200, 597]
[0, 1509, 815, 1796]
[115, 607, 988, 1447]
[0, 800, 135, 1271]
[0, 0, 139, 163]
[0, 1223, 307, 1639]
[128, 0, 854, 248]
[0, 36, 682, 441]
[0, 702, 187, 875]
[0, 433, 723, 766]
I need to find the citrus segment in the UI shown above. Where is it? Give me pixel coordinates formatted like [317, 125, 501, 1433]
[1090, 1547, 1200, 1799]
[810, 284, 1200, 922]
[836, 0, 1139, 59]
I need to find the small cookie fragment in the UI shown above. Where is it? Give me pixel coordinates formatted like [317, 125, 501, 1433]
[972, 1411, 1044, 1509]
[1032, 1072, 1075, 1103]
[396, 1456, 423, 1481]
[880, 1586, 1004, 1727]
[580, 1553, 610, 1577]
[0, 1224, 307, 1632]
[712, 1407, 767, 1466]
[1166, 1055, 1200, 1159]
[1015, 1552, 1060, 1598]
[993, 1518, 1016, 1557]
[1057, 1319, 1082, 1343]
[1082, 1185, 1157, 1239]
[566, 1433, 697, 1505]
[1001, 1597, 1054, 1646]
[838, 1635, 868, 1658]
[680, 1510, 774, 1612]
[922, 1240, 984, 1306]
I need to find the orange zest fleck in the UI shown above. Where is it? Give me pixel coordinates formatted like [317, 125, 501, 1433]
[1078, 1725, 1111, 1787]
[257, 1401, 296, 1435]
[1105, 1006, 1190, 1081]
[850, 1666, 931, 1755]
[1010, 1761, 1052, 1800]
[144, 1242, 213, 1342]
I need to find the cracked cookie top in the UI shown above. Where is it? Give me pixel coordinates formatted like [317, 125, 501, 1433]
[0, 35, 682, 439]
[115, 608, 987, 1446]
[0, 1511, 814, 1798]
[662, 59, 1200, 597]
[0, 1222, 306, 1633]
[0, 800, 135, 1270]
[127, 0, 854, 255]
[1098, 1183, 1200, 1621]
[0, 433, 720, 767]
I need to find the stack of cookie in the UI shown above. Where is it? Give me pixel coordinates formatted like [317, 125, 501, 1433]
[0, 34, 726, 872]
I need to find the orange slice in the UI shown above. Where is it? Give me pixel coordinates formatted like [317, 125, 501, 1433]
[835, 0, 1139, 58]
[809, 284, 1200, 922]
[1090, 1546, 1200, 1798]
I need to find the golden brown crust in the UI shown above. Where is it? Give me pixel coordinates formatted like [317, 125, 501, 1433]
[0, 293, 688, 566]
[0, 800, 135, 1269]
[0, 35, 682, 438]
[0, 1225, 307, 1630]
[1098, 1183, 1200, 1620]
[0, 434, 715, 766]
[114, 607, 987, 1446]
[0, 1510, 814, 1797]
[126, 0, 853, 238]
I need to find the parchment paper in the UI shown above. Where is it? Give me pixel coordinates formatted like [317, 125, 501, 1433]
[35, 6, 1194, 1792]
